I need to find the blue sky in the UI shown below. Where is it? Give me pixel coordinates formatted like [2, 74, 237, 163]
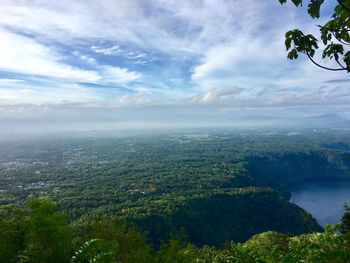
[0, 0, 349, 131]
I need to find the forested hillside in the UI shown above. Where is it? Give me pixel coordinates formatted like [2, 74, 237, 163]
[1, 197, 349, 263]
[0, 129, 350, 248]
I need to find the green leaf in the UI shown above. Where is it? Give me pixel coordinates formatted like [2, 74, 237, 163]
[287, 49, 298, 59]
[343, 51, 350, 71]
[291, 0, 303, 7]
[285, 38, 292, 50]
[308, 0, 324, 18]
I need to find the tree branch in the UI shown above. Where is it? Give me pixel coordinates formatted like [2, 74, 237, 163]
[306, 52, 347, 71]
[318, 25, 350, 45]
[337, 0, 350, 13]
[335, 57, 347, 69]
[331, 31, 350, 46]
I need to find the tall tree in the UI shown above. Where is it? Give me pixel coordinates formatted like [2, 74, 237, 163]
[340, 203, 350, 233]
[0, 206, 25, 263]
[20, 197, 72, 263]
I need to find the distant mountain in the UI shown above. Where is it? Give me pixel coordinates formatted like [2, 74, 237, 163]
[301, 114, 348, 127]
[241, 115, 279, 121]
[239, 114, 349, 128]
[304, 114, 344, 122]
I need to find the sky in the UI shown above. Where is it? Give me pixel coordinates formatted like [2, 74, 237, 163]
[0, 0, 349, 132]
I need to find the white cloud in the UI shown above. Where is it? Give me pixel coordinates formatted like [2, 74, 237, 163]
[0, 78, 23, 84]
[192, 37, 283, 81]
[0, 0, 269, 55]
[0, 28, 100, 82]
[0, 85, 101, 105]
[72, 50, 96, 64]
[0, 0, 349, 112]
[99, 66, 142, 84]
[91, 44, 149, 65]
[192, 87, 243, 103]
[91, 45, 121, 56]
[275, 59, 349, 89]
[0, 28, 143, 93]
[119, 93, 152, 105]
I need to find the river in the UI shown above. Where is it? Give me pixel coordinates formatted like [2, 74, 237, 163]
[289, 179, 350, 226]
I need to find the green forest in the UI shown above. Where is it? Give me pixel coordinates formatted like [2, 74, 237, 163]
[1, 128, 350, 262]
[1, 197, 350, 262]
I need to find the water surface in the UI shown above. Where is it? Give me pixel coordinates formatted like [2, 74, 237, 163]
[289, 179, 350, 226]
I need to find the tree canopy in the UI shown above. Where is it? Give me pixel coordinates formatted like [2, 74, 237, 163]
[279, 0, 350, 72]
[1, 197, 350, 263]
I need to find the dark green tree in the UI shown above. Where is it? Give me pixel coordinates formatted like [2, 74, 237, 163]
[0, 206, 25, 263]
[340, 202, 350, 233]
[19, 197, 72, 263]
[279, 0, 350, 72]
[72, 216, 153, 263]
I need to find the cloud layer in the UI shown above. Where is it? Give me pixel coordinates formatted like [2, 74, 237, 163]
[0, 0, 349, 129]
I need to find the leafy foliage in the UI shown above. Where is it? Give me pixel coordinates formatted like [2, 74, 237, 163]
[71, 239, 116, 263]
[279, 0, 350, 72]
[0, 206, 25, 263]
[0, 197, 71, 263]
[340, 202, 350, 233]
[1, 198, 350, 263]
